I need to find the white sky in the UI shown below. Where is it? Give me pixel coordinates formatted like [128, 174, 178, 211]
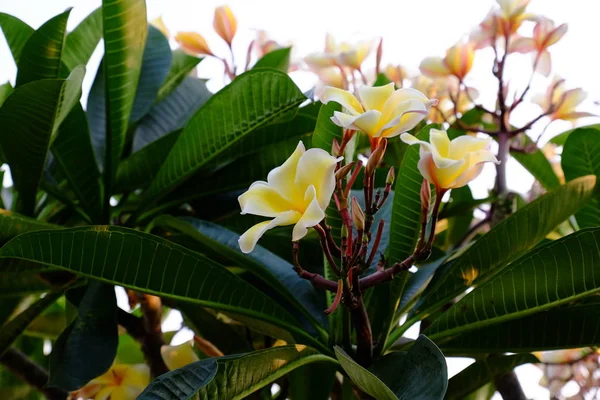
[2, 0, 599, 398]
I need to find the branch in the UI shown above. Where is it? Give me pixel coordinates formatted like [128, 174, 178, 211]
[292, 242, 339, 292]
[0, 348, 68, 400]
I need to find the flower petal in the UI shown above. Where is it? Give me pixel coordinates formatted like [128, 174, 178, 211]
[561, 88, 587, 110]
[379, 99, 430, 138]
[333, 110, 383, 136]
[358, 83, 395, 111]
[161, 342, 200, 371]
[266, 141, 305, 204]
[292, 186, 326, 241]
[295, 148, 340, 210]
[535, 50, 551, 77]
[448, 135, 491, 160]
[239, 182, 295, 217]
[417, 152, 437, 186]
[321, 87, 364, 115]
[400, 132, 432, 152]
[430, 128, 451, 158]
[449, 150, 500, 188]
[420, 57, 451, 78]
[508, 36, 535, 53]
[545, 23, 568, 47]
[238, 211, 301, 253]
[381, 88, 431, 121]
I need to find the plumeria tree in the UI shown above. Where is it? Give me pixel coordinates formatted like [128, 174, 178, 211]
[0, 1, 599, 399]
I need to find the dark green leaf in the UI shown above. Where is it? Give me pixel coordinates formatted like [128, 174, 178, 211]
[253, 47, 291, 72]
[51, 104, 102, 222]
[0, 292, 62, 356]
[368, 335, 447, 400]
[334, 346, 396, 400]
[62, 7, 102, 70]
[288, 363, 337, 400]
[0, 209, 59, 243]
[551, 124, 600, 146]
[0, 226, 323, 349]
[445, 186, 474, 247]
[0, 82, 12, 107]
[0, 270, 53, 297]
[48, 282, 117, 391]
[101, 0, 148, 201]
[0, 67, 84, 215]
[562, 127, 600, 228]
[426, 228, 600, 340]
[141, 69, 306, 206]
[156, 49, 202, 102]
[373, 73, 393, 87]
[412, 175, 597, 330]
[0, 13, 34, 64]
[16, 9, 71, 87]
[445, 354, 537, 400]
[138, 345, 337, 400]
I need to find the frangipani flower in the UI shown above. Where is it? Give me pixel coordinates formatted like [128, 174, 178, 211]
[304, 34, 371, 71]
[175, 31, 213, 56]
[383, 64, 408, 86]
[420, 42, 475, 80]
[161, 341, 200, 371]
[532, 77, 595, 122]
[470, 0, 534, 48]
[509, 18, 568, 76]
[401, 129, 500, 191]
[213, 5, 237, 46]
[321, 83, 435, 140]
[238, 141, 341, 253]
[69, 364, 150, 400]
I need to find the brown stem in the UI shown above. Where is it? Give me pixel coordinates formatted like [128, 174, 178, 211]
[0, 348, 68, 400]
[494, 371, 527, 400]
[319, 220, 341, 256]
[359, 255, 414, 290]
[345, 269, 372, 367]
[314, 224, 341, 275]
[292, 241, 339, 292]
[366, 219, 385, 267]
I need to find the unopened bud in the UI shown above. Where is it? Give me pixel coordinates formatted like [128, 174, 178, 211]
[175, 32, 214, 56]
[340, 224, 348, 239]
[335, 162, 355, 181]
[420, 179, 431, 210]
[332, 138, 341, 157]
[213, 5, 237, 46]
[351, 197, 365, 231]
[365, 138, 387, 177]
[362, 233, 369, 244]
[386, 166, 395, 186]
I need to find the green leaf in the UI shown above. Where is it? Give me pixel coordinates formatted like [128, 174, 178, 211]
[0, 13, 34, 64]
[370, 124, 439, 354]
[510, 136, 560, 190]
[253, 48, 291, 72]
[62, 7, 103, 71]
[0, 210, 59, 243]
[51, 104, 102, 222]
[15, 9, 71, 87]
[334, 346, 397, 400]
[48, 282, 117, 391]
[0, 226, 322, 349]
[551, 124, 600, 146]
[440, 301, 600, 354]
[445, 186, 474, 247]
[141, 69, 306, 206]
[130, 26, 172, 122]
[288, 363, 337, 400]
[413, 175, 597, 326]
[155, 216, 327, 335]
[0, 270, 54, 297]
[562, 127, 600, 228]
[426, 228, 600, 340]
[132, 77, 211, 151]
[445, 354, 537, 400]
[0, 67, 85, 215]
[373, 73, 393, 87]
[368, 335, 448, 400]
[138, 345, 337, 399]
[156, 49, 202, 102]
[0, 292, 63, 356]
[101, 0, 147, 204]
[0, 82, 12, 108]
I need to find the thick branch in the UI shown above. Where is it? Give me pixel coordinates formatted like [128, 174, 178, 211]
[0, 348, 68, 400]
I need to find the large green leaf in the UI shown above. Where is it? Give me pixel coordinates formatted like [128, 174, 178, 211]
[62, 7, 103, 70]
[0, 82, 12, 108]
[334, 346, 396, 400]
[0, 291, 63, 356]
[100, 0, 147, 207]
[288, 363, 337, 400]
[562, 127, 600, 228]
[510, 136, 560, 191]
[132, 77, 211, 152]
[253, 48, 291, 72]
[155, 49, 202, 102]
[0, 226, 325, 349]
[426, 228, 600, 340]
[0, 271, 53, 297]
[48, 282, 117, 391]
[411, 175, 596, 328]
[445, 354, 538, 400]
[0, 67, 85, 215]
[15, 9, 71, 87]
[440, 301, 600, 354]
[51, 104, 102, 222]
[551, 124, 600, 146]
[141, 69, 306, 206]
[367, 335, 448, 400]
[138, 345, 337, 400]
[130, 26, 172, 122]
[155, 216, 327, 335]
[0, 210, 59, 243]
[0, 13, 34, 64]
[445, 186, 474, 247]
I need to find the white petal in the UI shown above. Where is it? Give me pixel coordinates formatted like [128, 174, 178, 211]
[400, 132, 432, 152]
[292, 186, 326, 241]
[358, 83, 395, 111]
[321, 87, 364, 115]
[448, 135, 491, 160]
[294, 148, 340, 210]
[333, 110, 383, 136]
[239, 182, 294, 217]
[238, 211, 301, 253]
[266, 141, 305, 204]
[535, 50, 551, 77]
[429, 129, 451, 158]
